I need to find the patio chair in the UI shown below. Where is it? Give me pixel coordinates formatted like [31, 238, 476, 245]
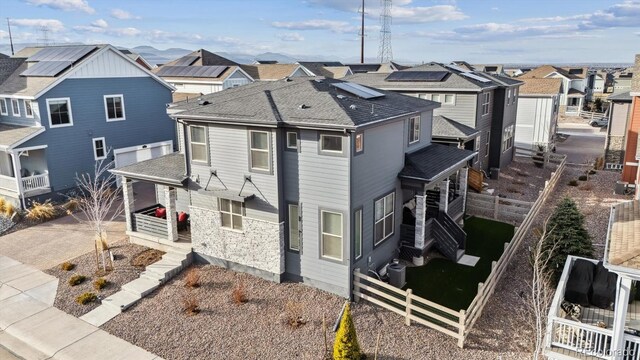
[177, 212, 189, 231]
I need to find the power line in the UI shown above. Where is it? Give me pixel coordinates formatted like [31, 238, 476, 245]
[378, 0, 393, 63]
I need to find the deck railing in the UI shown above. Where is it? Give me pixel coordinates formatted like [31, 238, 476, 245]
[447, 195, 464, 219]
[22, 172, 50, 192]
[132, 205, 168, 239]
[624, 334, 640, 359]
[549, 317, 613, 359]
[0, 174, 17, 192]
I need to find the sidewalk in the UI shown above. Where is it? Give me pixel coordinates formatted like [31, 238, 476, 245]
[0, 255, 161, 360]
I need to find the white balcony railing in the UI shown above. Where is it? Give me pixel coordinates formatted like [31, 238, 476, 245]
[22, 172, 50, 192]
[549, 317, 614, 359]
[624, 334, 640, 359]
[566, 105, 580, 113]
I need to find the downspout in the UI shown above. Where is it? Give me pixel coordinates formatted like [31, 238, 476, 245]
[177, 119, 191, 179]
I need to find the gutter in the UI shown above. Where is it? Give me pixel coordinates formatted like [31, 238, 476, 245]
[110, 169, 187, 188]
[399, 152, 477, 183]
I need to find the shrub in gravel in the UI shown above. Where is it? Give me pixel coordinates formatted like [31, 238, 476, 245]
[579, 183, 594, 191]
[93, 277, 108, 290]
[185, 268, 200, 288]
[25, 200, 57, 222]
[60, 262, 75, 271]
[578, 175, 588, 181]
[232, 282, 247, 304]
[567, 180, 579, 187]
[182, 289, 200, 315]
[76, 292, 97, 305]
[588, 169, 597, 175]
[68, 274, 86, 286]
[333, 303, 361, 360]
[284, 301, 306, 328]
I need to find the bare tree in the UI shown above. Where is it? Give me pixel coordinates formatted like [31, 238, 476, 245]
[68, 150, 123, 272]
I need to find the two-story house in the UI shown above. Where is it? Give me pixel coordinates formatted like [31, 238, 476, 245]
[621, 56, 640, 198]
[604, 92, 633, 170]
[515, 78, 563, 151]
[345, 62, 522, 174]
[0, 44, 176, 208]
[517, 65, 589, 115]
[111, 78, 476, 298]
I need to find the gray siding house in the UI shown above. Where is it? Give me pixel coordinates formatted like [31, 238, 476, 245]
[113, 78, 476, 297]
[0, 45, 176, 208]
[604, 92, 633, 169]
[345, 62, 521, 173]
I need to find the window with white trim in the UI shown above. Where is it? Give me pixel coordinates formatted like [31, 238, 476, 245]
[444, 94, 455, 105]
[288, 204, 300, 251]
[374, 192, 395, 245]
[104, 95, 125, 121]
[485, 131, 490, 157]
[432, 94, 441, 103]
[189, 125, 208, 163]
[92, 137, 106, 160]
[320, 134, 343, 153]
[482, 92, 491, 115]
[249, 130, 271, 171]
[11, 99, 20, 116]
[0, 99, 7, 115]
[502, 125, 514, 152]
[408, 116, 420, 144]
[47, 98, 73, 127]
[355, 133, 364, 153]
[354, 209, 362, 260]
[219, 199, 244, 230]
[321, 210, 343, 261]
[286, 131, 298, 150]
[24, 100, 34, 118]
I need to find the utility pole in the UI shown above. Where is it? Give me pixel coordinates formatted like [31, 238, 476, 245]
[359, 0, 365, 64]
[6, 18, 14, 55]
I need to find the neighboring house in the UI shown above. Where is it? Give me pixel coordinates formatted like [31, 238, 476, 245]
[620, 55, 640, 195]
[518, 65, 589, 115]
[345, 62, 522, 173]
[153, 49, 254, 102]
[613, 72, 634, 93]
[0, 44, 176, 208]
[544, 200, 640, 360]
[345, 62, 407, 74]
[118, 49, 155, 70]
[112, 77, 476, 298]
[472, 64, 505, 76]
[604, 92, 633, 170]
[240, 63, 314, 81]
[297, 61, 353, 79]
[515, 78, 563, 151]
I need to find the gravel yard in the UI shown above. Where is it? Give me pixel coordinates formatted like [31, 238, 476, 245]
[484, 157, 555, 202]
[44, 241, 158, 317]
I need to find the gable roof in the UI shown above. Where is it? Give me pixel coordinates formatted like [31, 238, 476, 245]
[111, 152, 188, 187]
[239, 64, 311, 81]
[518, 65, 582, 80]
[168, 77, 440, 130]
[399, 143, 476, 182]
[0, 57, 26, 86]
[605, 200, 640, 272]
[297, 61, 352, 79]
[0, 123, 45, 150]
[519, 78, 563, 96]
[432, 115, 479, 140]
[608, 91, 632, 102]
[0, 53, 8, 59]
[164, 49, 239, 67]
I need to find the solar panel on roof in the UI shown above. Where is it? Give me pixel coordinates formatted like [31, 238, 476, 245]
[332, 82, 384, 99]
[20, 61, 72, 77]
[460, 72, 491, 83]
[445, 64, 470, 73]
[27, 46, 97, 63]
[173, 56, 199, 66]
[385, 71, 449, 82]
[156, 65, 229, 78]
[568, 68, 582, 74]
[485, 66, 498, 72]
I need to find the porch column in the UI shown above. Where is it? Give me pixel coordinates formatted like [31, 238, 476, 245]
[9, 151, 25, 210]
[439, 179, 449, 213]
[121, 178, 134, 232]
[165, 186, 178, 242]
[414, 194, 426, 249]
[611, 276, 632, 359]
[459, 168, 469, 213]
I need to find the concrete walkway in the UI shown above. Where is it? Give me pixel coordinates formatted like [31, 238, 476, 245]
[0, 255, 161, 360]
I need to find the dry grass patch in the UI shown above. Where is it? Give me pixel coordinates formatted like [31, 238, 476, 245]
[131, 249, 165, 268]
[25, 200, 57, 222]
[283, 301, 307, 328]
[182, 289, 200, 315]
[184, 268, 200, 288]
[60, 262, 75, 271]
[231, 282, 247, 304]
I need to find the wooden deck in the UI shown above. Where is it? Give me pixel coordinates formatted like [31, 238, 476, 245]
[574, 301, 640, 330]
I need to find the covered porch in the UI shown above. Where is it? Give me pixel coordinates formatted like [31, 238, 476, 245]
[566, 89, 586, 114]
[398, 143, 476, 263]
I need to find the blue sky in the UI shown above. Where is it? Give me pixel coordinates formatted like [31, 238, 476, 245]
[1, 0, 639, 63]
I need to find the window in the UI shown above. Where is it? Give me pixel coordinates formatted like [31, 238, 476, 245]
[11, 99, 20, 116]
[320, 134, 343, 153]
[432, 94, 441, 103]
[474, 135, 481, 164]
[355, 133, 364, 153]
[481, 92, 491, 115]
[286, 131, 298, 150]
[354, 209, 362, 260]
[502, 125, 514, 152]
[288, 204, 300, 251]
[24, 100, 34, 118]
[47, 98, 73, 127]
[92, 137, 106, 160]
[408, 116, 420, 144]
[189, 125, 208, 163]
[219, 199, 244, 230]
[507, 89, 512, 105]
[321, 210, 343, 261]
[374, 192, 395, 245]
[0, 99, 7, 115]
[485, 131, 490, 157]
[420, 94, 432, 100]
[249, 130, 270, 171]
[444, 94, 455, 105]
[104, 95, 125, 121]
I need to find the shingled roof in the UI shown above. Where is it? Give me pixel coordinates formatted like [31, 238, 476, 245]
[517, 65, 582, 80]
[399, 143, 476, 182]
[163, 49, 239, 67]
[168, 77, 440, 130]
[432, 115, 479, 140]
[0, 57, 26, 86]
[240, 64, 309, 81]
[519, 78, 563, 96]
[608, 91, 632, 102]
[111, 153, 188, 187]
[606, 200, 640, 272]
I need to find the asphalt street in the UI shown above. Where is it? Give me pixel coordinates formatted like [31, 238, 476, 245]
[555, 123, 607, 164]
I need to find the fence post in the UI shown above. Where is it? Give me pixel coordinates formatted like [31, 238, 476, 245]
[405, 288, 412, 326]
[457, 309, 466, 348]
[353, 268, 360, 303]
[493, 196, 499, 219]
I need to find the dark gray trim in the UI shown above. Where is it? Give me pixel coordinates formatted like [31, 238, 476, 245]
[353, 206, 363, 261]
[286, 202, 301, 253]
[318, 207, 348, 265]
[284, 130, 300, 152]
[194, 252, 283, 283]
[317, 132, 347, 157]
[246, 128, 273, 175]
[372, 190, 396, 249]
[353, 132, 364, 156]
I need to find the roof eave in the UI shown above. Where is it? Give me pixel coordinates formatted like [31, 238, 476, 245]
[110, 169, 187, 187]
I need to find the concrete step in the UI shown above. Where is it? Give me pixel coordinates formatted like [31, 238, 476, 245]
[101, 290, 141, 312]
[140, 270, 166, 284]
[79, 305, 121, 327]
[161, 252, 191, 268]
[145, 261, 183, 281]
[456, 249, 465, 262]
[121, 277, 160, 298]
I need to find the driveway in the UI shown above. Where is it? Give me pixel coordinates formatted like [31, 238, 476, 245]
[556, 123, 606, 164]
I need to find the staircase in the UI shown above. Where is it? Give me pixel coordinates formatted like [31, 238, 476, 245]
[432, 211, 466, 262]
[80, 249, 193, 327]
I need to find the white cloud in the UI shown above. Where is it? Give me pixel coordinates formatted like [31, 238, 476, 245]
[11, 18, 65, 32]
[91, 19, 108, 28]
[110, 9, 141, 20]
[74, 21, 140, 37]
[277, 33, 304, 41]
[25, 0, 94, 14]
[271, 19, 358, 33]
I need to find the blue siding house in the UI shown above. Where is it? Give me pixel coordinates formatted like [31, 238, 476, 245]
[0, 44, 176, 207]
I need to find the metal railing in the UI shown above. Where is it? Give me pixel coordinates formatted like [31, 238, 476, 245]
[22, 172, 50, 192]
[132, 205, 169, 239]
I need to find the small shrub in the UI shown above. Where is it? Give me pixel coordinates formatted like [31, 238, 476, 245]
[93, 277, 108, 290]
[568, 179, 579, 187]
[579, 183, 594, 191]
[68, 274, 86, 286]
[232, 282, 247, 304]
[3, 202, 16, 218]
[25, 200, 57, 222]
[182, 289, 200, 315]
[588, 169, 597, 175]
[578, 175, 588, 181]
[594, 156, 604, 170]
[184, 268, 200, 288]
[333, 303, 361, 360]
[60, 262, 75, 271]
[0, 197, 6, 214]
[284, 301, 306, 328]
[62, 197, 81, 214]
[76, 292, 97, 305]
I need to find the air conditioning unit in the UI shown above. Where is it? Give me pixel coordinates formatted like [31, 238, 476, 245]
[387, 263, 406, 288]
[615, 181, 628, 195]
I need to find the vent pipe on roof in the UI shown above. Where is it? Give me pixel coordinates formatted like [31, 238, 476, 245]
[349, 104, 357, 110]
[299, 104, 311, 109]
[198, 99, 210, 106]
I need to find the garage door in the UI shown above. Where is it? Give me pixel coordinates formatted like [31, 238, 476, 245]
[114, 140, 173, 186]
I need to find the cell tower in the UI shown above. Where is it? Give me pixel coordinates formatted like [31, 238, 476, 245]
[37, 26, 51, 47]
[378, 0, 392, 63]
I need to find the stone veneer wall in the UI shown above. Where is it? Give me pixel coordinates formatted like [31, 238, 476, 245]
[190, 206, 285, 276]
[605, 135, 625, 166]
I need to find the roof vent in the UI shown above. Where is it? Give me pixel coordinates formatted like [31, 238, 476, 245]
[337, 94, 346, 99]
[285, 77, 293, 82]
[349, 104, 358, 110]
[198, 100, 210, 106]
[299, 104, 311, 109]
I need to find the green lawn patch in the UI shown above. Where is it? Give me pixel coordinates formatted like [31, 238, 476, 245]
[405, 216, 515, 311]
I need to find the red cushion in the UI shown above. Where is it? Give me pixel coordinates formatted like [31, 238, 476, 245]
[178, 212, 187, 222]
[155, 208, 166, 218]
